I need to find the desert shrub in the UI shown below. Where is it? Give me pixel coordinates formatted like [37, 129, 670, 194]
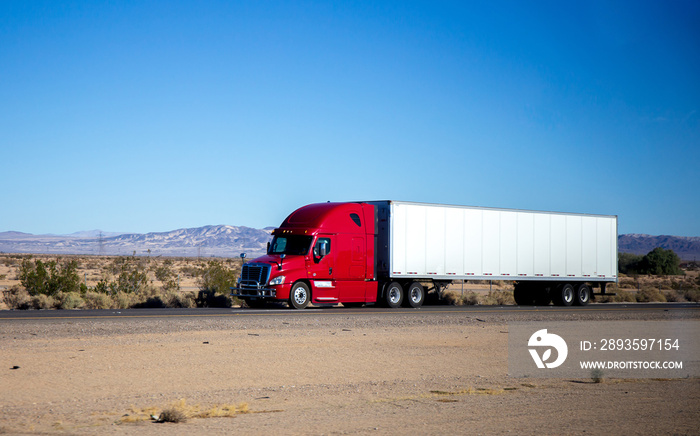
[195, 260, 238, 307]
[179, 265, 201, 277]
[82, 291, 114, 309]
[617, 276, 637, 289]
[166, 291, 196, 308]
[19, 258, 81, 296]
[683, 289, 700, 302]
[197, 260, 238, 293]
[114, 291, 137, 309]
[106, 256, 151, 294]
[115, 268, 150, 294]
[196, 289, 232, 308]
[157, 407, 187, 423]
[153, 259, 179, 292]
[464, 292, 480, 305]
[443, 290, 513, 306]
[131, 289, 197, 309]
[2, 286, 32, 309]
[443, 291, 473, 306]
[30, 294, 56, 310]
[598, 289, 636, 303]
[636, 287, 667, 303]
[481, 290, 515, 305]
[57, 292, 84, 309]
[93, 279, 112, 295]
[134, 296, 167, 308]
[663, 289, 684, 302]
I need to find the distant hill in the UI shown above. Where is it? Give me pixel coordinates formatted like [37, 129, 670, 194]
[617, 234, 700, 261]
[0, 225, 273, 258]
[1, 227, 698, 261]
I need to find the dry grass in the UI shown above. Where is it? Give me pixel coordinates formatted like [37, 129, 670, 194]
[442, 289, 515, 306]
[121, 399, 250, 425]
[373, 385, 513, 405]
[601, 272, 699, 303]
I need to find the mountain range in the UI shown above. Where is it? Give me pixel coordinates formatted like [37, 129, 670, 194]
[0, 226, 698, 260]
[617, 234, 700, 261]
[0, 226, 274, 258]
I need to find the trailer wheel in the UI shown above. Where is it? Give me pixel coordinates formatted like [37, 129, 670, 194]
[289, 282, 310, 310]
[404, 282, 425, 308]
[574, 284, 591, 306]
[553, 284, 574, 306]
[385, 282, 404, 308]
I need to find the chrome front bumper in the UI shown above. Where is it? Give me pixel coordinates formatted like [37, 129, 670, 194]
[230, 287, 277, 299]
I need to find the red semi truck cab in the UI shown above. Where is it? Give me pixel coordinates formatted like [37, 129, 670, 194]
[231, 202, 381, 309]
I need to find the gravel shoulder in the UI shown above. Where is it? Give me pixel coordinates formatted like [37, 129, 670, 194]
[1, 308, 698, 435]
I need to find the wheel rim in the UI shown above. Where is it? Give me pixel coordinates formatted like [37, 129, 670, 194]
[293, 286, 307, 305]
[389, 286, 400, 304]
[410, 287, 422, 303]
[579, 287, 589, 303]
[564, 287, 573, 303]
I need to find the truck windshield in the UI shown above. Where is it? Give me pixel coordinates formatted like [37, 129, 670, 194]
[269, 235, 313, 255]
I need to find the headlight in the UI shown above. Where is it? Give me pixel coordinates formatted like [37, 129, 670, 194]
[268, 275, 285, 286]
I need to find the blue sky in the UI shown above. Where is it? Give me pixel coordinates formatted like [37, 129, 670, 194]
[1, 1, 698, 236]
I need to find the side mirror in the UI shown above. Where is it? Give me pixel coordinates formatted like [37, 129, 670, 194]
[318, 241, 329, 257]
[266, 241, 271, 253]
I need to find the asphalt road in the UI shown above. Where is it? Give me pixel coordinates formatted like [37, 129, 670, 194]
[0, 302, 697, 321]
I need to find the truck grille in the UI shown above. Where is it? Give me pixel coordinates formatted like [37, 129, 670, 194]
[240, 264, 271, 289]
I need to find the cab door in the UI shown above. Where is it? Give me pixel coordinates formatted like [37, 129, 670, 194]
[335, 235, 367, 302]
[306, 235, 338, 303]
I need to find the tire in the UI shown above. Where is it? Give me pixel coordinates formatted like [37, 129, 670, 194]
[289, 282, 311, 310]
[384, 282, 404, 308]
[404, 282, 425, 308]
[553, 283, 575, 306]
[575, 284, 591, 306]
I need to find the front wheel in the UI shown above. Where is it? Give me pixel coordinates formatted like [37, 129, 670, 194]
[403, 282, 425, 308]
[289, 282, 311, 310]
[384, 282, 404, 308]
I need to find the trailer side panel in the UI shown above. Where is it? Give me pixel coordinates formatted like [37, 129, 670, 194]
[387, 202, 617, 282]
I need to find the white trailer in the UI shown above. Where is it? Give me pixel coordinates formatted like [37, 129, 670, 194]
[371, 201, 618, 306]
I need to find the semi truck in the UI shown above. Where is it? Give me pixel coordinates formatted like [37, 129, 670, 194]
[231, 201, 618, 309]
